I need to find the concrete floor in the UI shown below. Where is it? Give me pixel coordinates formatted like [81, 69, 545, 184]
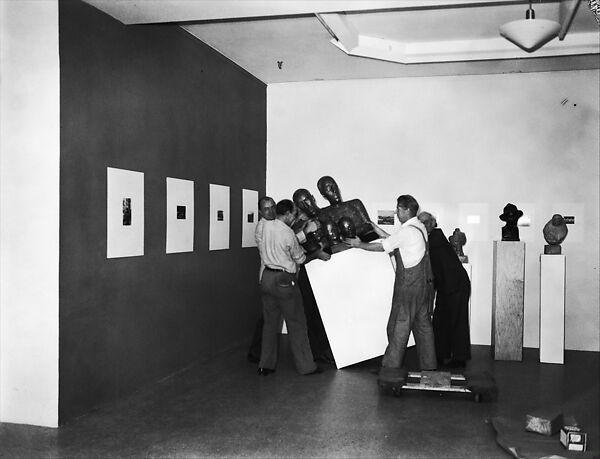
[0, 342, 598, 458]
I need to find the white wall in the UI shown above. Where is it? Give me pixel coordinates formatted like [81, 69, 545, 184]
[0, 0, 60, 426]
[267, 70, 599, 352]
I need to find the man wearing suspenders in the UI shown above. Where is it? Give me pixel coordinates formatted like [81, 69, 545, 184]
[344, 195, 437, 384]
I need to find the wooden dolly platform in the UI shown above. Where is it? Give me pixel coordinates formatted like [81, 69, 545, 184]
[378, 370, 497, 402]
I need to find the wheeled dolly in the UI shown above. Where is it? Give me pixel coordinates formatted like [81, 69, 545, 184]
[378, 370, 497, 402]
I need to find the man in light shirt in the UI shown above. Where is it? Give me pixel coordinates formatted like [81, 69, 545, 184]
[256, 199, 330, 376]
[345, 195, 437, 385]
[247, 196, 276, 363]
[248, 196, 321, 363]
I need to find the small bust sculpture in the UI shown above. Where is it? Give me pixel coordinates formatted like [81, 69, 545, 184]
[499, 203, 523, 242]
[316, 176, 378, 243]
[322, 218, 349, 254]
[543, 214, 568, 254]
[449, 228, 468, 263]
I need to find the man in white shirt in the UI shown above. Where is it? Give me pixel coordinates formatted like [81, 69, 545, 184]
[345, 195, 437, 384]
[257, 199, 330, 376]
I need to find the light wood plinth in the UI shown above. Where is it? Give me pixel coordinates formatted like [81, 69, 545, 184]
[492, 241, 525, 361]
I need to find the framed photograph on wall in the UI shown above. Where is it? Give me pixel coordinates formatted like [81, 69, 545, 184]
[209, 183, 230, 250]
[107, 167, 144, 258]
[377, 210, 395, 226]
[242, 189, 258, 248]
[166, 177, 194, 254]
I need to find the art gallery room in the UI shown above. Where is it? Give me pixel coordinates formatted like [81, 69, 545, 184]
[1, 0, 599, 457]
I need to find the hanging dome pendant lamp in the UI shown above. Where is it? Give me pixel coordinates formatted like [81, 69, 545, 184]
[499, 1, 561, 52]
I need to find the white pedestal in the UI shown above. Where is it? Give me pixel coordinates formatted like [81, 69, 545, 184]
[540, 255, 565, 364]
[305, 249, 395, 368]
[492, 241, 525, 361]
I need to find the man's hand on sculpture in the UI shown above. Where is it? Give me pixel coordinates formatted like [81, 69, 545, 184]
[317, 250, 331, 261]
[370, 222, 390, 239]
[343, 237, 362, 248]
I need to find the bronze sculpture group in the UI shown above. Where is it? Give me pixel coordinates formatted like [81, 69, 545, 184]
[293, 176, 378, 256]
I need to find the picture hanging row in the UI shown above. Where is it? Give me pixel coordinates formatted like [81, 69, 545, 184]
[106, 167, 259, 259]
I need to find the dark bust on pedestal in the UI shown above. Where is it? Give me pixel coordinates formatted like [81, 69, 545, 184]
[316, 176, 379, 244]
[543, 214, 568, 254]
[449, 228, 468, 263]
[499, 203, 523, 242]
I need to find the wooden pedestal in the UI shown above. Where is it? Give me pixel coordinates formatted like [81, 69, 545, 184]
[492, 241, 525, 361]
[539, 255, 565, 364]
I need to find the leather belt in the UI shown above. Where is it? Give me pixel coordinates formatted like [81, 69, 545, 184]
[265, 266, 291, 274]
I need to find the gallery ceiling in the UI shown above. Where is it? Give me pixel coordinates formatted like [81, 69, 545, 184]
[83, 0, 600, 83]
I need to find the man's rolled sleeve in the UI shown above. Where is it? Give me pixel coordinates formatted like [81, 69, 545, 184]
[381, 232, 400, 253]
[289, 234, 307, 266]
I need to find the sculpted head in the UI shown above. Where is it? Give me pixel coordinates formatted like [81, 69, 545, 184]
[317, 176, 342, 205]
[499, 203, 523, 226]
[323, 218, 342, 243]
[258, 196, 276, 221]
[293, 188, 320, 218]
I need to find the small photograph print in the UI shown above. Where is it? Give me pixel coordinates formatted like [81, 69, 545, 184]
[247, 212, 255, 223]
[378, 210, 395, 226]
[217, 210, 224, 221]
[177, 205, 186, 220]
[123, 198, 132, 226]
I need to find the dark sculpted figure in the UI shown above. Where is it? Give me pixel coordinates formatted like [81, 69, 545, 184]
[290, 189, 336, 364]
[543, 214, 568, 254]
[499, 203, 523, 242]
[292, 188, 334, 254]
[449, 228, 468, 263]
[316, 176, 379, 244]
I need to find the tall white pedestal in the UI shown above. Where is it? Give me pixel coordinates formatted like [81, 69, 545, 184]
[492, 241, 525, 361]
[540, 255, 566, 364]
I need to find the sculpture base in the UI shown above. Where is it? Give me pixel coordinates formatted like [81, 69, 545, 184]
[305, 249, 395, 368]
[330, 243, 351, 254]
[492, 241, 525, 361]
[544, 245, 562, 255]
[540, 255, 565, 364]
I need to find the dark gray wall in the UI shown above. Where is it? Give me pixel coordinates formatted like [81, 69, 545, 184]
[59, 0, 266, 424]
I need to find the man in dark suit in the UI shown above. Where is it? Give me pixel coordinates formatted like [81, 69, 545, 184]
[418, 212, 471, 368]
